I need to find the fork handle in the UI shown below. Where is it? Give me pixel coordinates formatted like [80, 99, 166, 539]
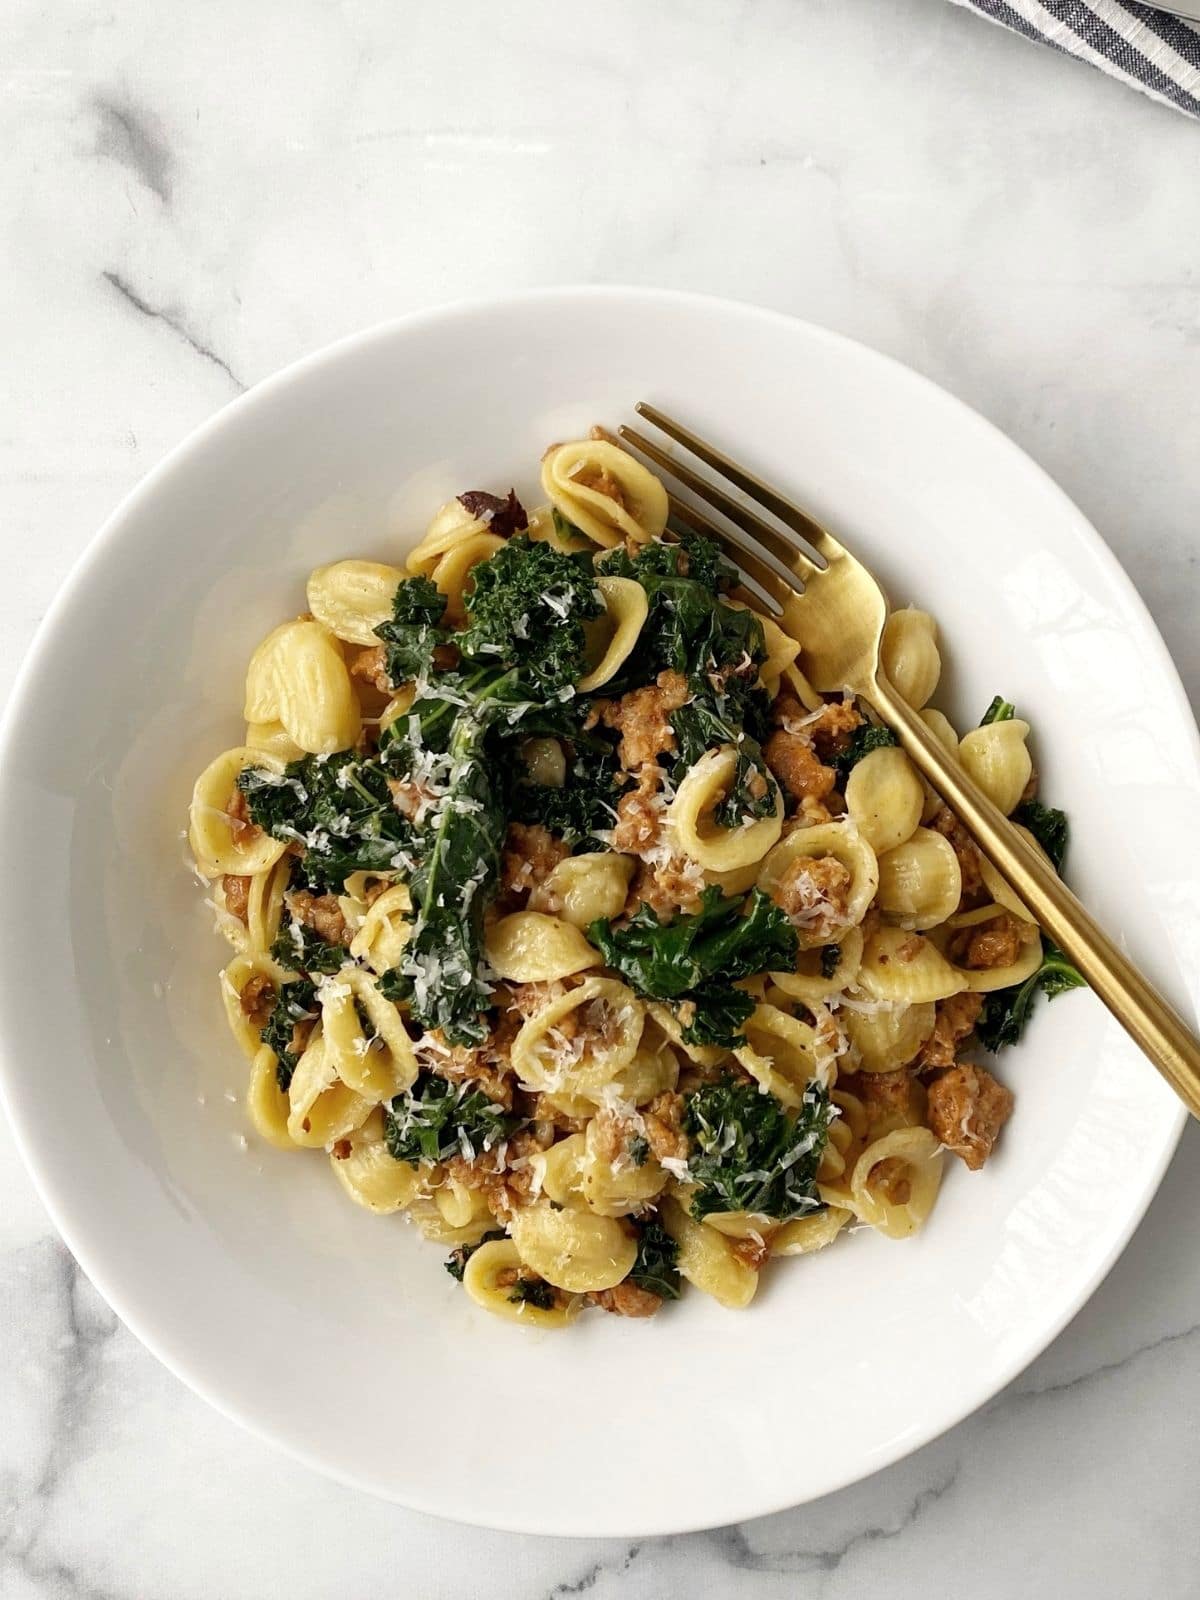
[871, 674, 1200, 1119]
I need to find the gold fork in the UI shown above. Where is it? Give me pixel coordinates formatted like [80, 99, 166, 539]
[619, 402, 1200, 1119]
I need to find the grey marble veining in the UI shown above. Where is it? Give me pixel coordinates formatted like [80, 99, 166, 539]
[3, 0, 1200, 1594]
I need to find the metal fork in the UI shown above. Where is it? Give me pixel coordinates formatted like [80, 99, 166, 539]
[620, 402, 1200, 1119]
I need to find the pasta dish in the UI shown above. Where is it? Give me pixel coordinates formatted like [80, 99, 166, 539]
[187, 431, 1083, 1325]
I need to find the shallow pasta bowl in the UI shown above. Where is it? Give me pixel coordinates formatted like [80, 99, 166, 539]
[0, 288, 1196, 1537]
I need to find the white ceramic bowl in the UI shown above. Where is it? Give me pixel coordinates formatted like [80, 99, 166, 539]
[1, 289, 1196, 1537]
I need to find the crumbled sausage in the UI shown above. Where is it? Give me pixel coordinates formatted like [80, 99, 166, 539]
[962, 913, 1029, 971]
[500, 822, 570, 899]
[612, 765, 666, 854]
[224, 787, 260, 844]
[730, 1232, 772, 1270]
[624, 857, 706, 921]
[598, 670, 690, 771]
[770, 855, 852, 940]
[763, 731, 838, 805]
[806, 701, 863, 762]
[930, 805, 984, 905]
[589, 1281, 664, 1318]
[444, 1126, 555, 1221]
[916, 992, 984, 1072]
[415, 1028, 516, 1110]
[853, 1068, 922, 1123]
[285, 888, 351, 946]
[642, 1092, 688, 1163]
[925, 1063, 1014, 1170]
[350, 644, 392, 694]
[222, 873, 252, 923]
[239, 973, 276, 1028]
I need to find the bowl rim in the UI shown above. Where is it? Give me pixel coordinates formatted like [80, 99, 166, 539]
[0, 284, 1191, 1535]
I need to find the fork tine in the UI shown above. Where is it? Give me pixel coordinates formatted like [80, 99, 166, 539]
[635, 401, 847, 564]
[619, 424, 814, 597]
[666, 494, 785, 617]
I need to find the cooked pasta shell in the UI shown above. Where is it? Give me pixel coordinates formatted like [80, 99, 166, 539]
[770, 1206, 852, 1256]
[348, 883, 412, 975]
[734, 1004, 823, 1107]
[540, 1135, 589, 1209]
[510, 976, 645, 1099]
[856, 925, 965, 1004]
[660, 1196, 758, 1309]
[540, 439, 669, 548]
[845, 1126, 944, 1239]
[581, 1117, 667, 1217]
[577, 576, 649, 692]
[306, 559, 406, 646]
[189, 746, 288, 878]
[484, 912, 601, 983]
[768, 925, 864, 1009]
[532, 852, 635, 929]
[758, 821, 879, 949]
[521, 736, 567, 788]
[670, 745, 784, 873]
[244, 720, 306, 762]
[918, 708, 959, 822]
[271, 620, 361, 755]
[246, 1044, 297, 1150]
[881, 608, 940, 708]
[840, 998, 936, 1073]
[462, 1239, 582, 1327]
[958, 720, 1033, 816]
[875, 827, 962, 930]
[845, 746, 924, 855]
[510, 1203, 637, 1292]
[285, 1028, 374, 1148]
[329, 1107, 423, 1213]
[318, 967, 418, 1099]
[219, 954, 282, 1062]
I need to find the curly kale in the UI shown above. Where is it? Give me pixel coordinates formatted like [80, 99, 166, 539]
[510, 735, 623, 849]
[444, 1229, 506, 1282]
[456, 534, 604, 692]
[237, 751, 414, 890]
[373, 574, 447, 684]
[684, 1076, 831, 1222]
[976, 939, 1086, 1053]
[589, 886, 798, 1048]
[507, 1276, 557, 1310]
[1013, 798, 1069, 873]
[270, 918, 347, 977]
[628, 1218, 681, 1300]
[383, 1071, 518, 1165]
[259, 977, 318, 1091]
[831, 721, 898, 782]
[980, 695, 1016, 725]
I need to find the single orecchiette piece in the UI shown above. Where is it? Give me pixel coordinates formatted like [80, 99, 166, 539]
[306, 559, 406, 646]
[329, 1108, 423, 1213]
[244, 619, 360, 755]
[844, 745, 924, 854]
[660, 1196, 758, 1309]
[958, 719, 1033, 816]
[855, 924, 965, 1004]
[540, 438, 669, 548]
[510, 1202, 637, 1292]
[462, 1239, 582, 1328]
[875, 827, 963, 930]
[577, 575, 649, 692]
[189, 747, 289, 878]
[670, 745, 784, 872]
[881, 608, 940, 708]
[483, 911, 601, 983]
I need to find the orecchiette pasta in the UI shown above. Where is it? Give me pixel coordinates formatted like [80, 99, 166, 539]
[190, 437, 1073, 1329]
[540, 438, 669, 547]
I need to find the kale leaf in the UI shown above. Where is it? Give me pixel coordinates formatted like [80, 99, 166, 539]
[831, 722, 898, 782]
[684, 1076, 831, 1222]
[237, 751, 414, 890]
[270, 919, 347, 977]
[444, 1229, 506, 1282]
[373, 574, 447, 684]
[975, 939, 1087, 1053]
[510, 735, 623, 848]
[383, 1071, 518, 1165]
[259, 977, 318, 1092]
[589, 886, 797, 1048]
[508, 1276, 556, 1309]
[456, 534, 604, 692]
[819, 943, 841, 979]
[980, 695, 1016, 725]
[628, 1218, 681, 1300]
[1013, 799, 1069, 873]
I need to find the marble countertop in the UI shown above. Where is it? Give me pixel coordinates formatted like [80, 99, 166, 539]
[4, 0, 1200, 1593]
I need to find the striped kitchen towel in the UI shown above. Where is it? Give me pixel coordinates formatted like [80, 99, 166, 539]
[949, 0, 1200, 116]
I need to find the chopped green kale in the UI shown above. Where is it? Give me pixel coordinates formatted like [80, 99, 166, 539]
[589, 886, 797, 1049]
[980, 695, 1016, 725]
[270, 918, 346, 977]
[1013, 799, 1069, 873]
[975, 939, 1086, 1052]
[456, 534, 604, 692]
[510, 735, 623, 849]
[444, 1229, 505, 1282]
[237, 751, 414, 890]
[628, 1218, 681, 1300]
[259, 977, 318, 1091]
[628, 1134, 650, 1167]
[508, 1275, 557, 1310]
[831, 722, 898, 781]
[684, 1076, 831, 1222]
[383, 1071, 518, 1165]
[373, 574, 447, 683]
[819, 943, 841, 979]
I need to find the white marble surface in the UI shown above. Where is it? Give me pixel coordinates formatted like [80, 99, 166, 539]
[3, 0, 1200, 1593]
